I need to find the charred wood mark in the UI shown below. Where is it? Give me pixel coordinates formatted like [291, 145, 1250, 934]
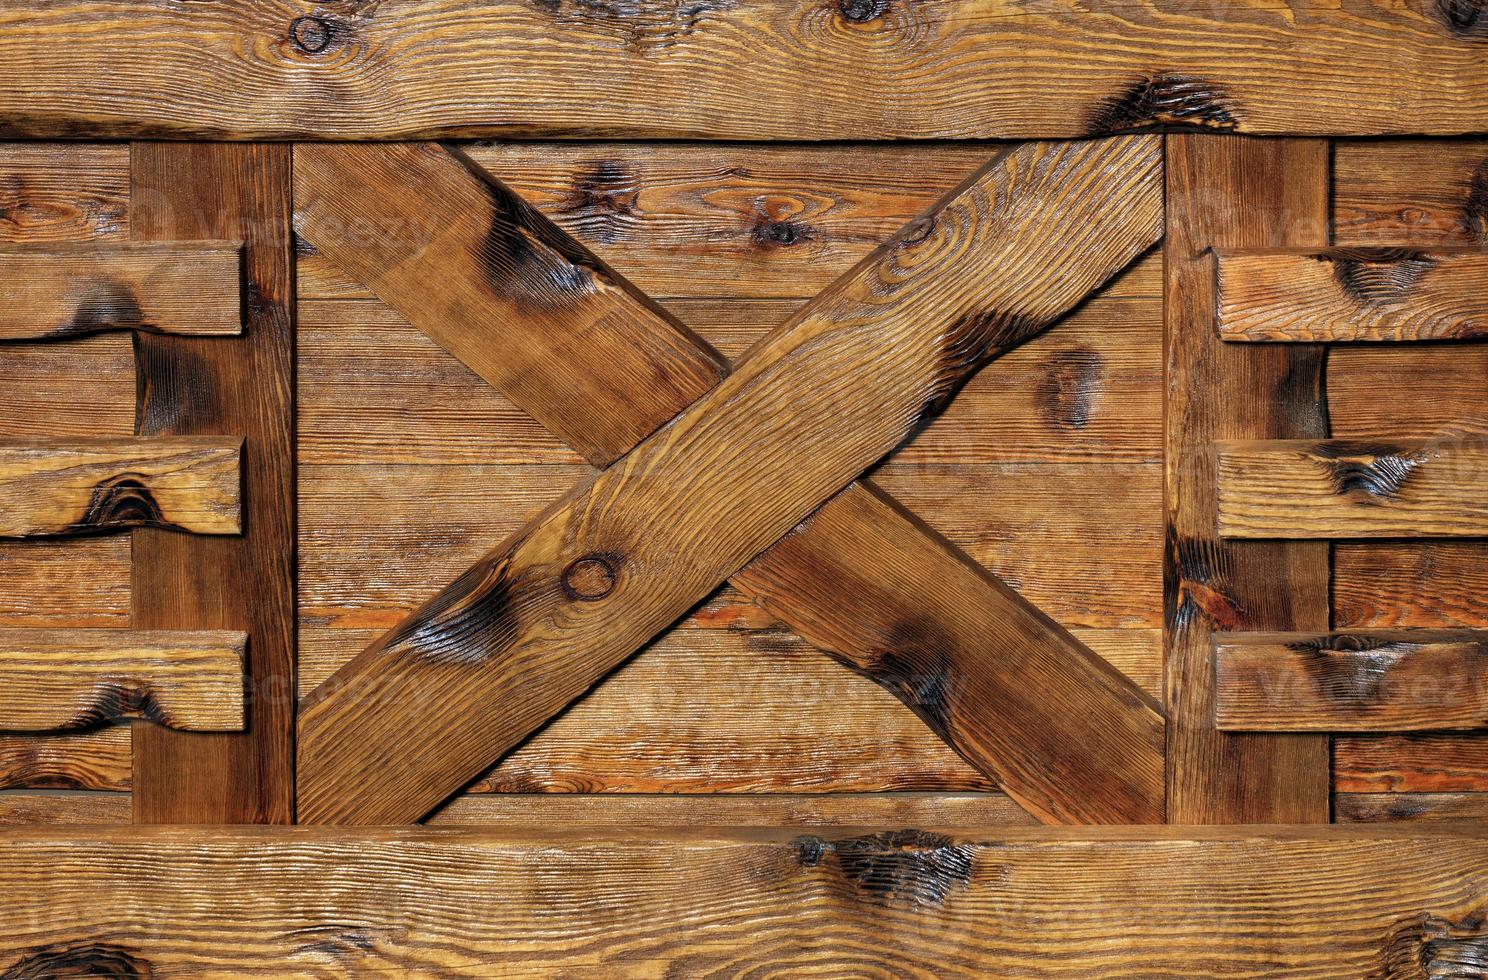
[56, 682, 172, 731]
[132, 339, 224, 433]
[869, 620, 955, 741]
[289, 16, 337, 53]
[1375, 909, 1488, 978]
[558, 160, 640, 246]
[1169, 532, 1243, 631]
[1463, 158, 1488, 243]
[837, 0, 890, 23]
[1309, 442, 1429, 500]
[1035, 347, 1103, 429]
[531, 0, 738, 53]
[289, 924, 377, 960]
[1438, 0, 1488, 38]
[63, 475, 176, 535]
[1086, 73, 1238, 135]
[1324, 248, 1438, 304]
[1, 941, 153, 979]
[751, 217, 812, 249]
[380, 556, 522, 666]
[920, 308, 1040, 422]
[793, 830, 974, 908]
[560, 552, 621, 601]
[1288, 638, 1413, 707]
[47, 280, 147, 338]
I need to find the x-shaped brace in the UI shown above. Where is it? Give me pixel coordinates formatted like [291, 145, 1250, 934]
[295, 137, 1166, 825]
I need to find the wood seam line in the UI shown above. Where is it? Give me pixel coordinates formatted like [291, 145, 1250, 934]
[0, 2, 1486, 138]
[1163, 134, 1331, 824]
[0, 629, 247, 733]
[0, 242, 243, 340]
[1213, 630, 1488, 732]
[295, 136, 1166, 826]
[0, 437, 243, 538]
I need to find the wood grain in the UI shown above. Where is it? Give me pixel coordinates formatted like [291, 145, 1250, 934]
[129, 143, 295, 825]
[0, 242, 241, 339]
[0, 144, 128, 244]
[0, 791, 131, 825]
[3, 2, 1488, 139]
[1336, 792, 1488, 823]
[1217, 438, 1488, 539]
[1, 825, 1487, 977]
[0, 437, 241, 538]
[1215, 247, 1488, 342]
[298, 136, 1164, 825]
[1335, 732, 1488, 793]
[0, 729, 130, 791]
[0, 629, 245, 733]
[1164, 134, 1331, 824]
[1334, 140, 1488, 247]
[1214, 630, 1488, 732]
[1336, 542, 1488, 629]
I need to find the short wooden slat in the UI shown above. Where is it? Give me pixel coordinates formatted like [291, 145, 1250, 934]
[1336, 732, 1488, 794]
[1335, 792, 1488, 823]
[1215, 248, 1488, 342]
[0, 791, 132, 825]
[0, 629, 245, 732]
[1217, 438, 1488, 539]
[1, 826, 1486, 977]
[0, 437, 242, 538]
[0, 730, 131, 791]
[1215, 630, 1488, 732]
[0, 242, 241, 339]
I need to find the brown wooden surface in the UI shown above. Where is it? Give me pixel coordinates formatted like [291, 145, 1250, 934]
[0, 629, 245, 732]
[129, 143, 295, 825]
[2, 825, 1487, 977]
[1217, 438, 1488, 539]
[0, 437, 241, 538]
[1215, 247, 1488, 342]
[3, 2, 1488, 140]
[0, 242, 241, 340]
[1335, 792, 1488, 823]
[0, 791, 131, 825]
[298, 136, 1164, 825]
[1336, 733, 1488, 794]
[1214, 630, 1488, 732]
[1164, 134, 1331, 823]
[0, 730, 130, 791]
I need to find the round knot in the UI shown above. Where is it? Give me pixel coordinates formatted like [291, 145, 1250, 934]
[290, 16, 334, 53]
[561, 554, 620, 601]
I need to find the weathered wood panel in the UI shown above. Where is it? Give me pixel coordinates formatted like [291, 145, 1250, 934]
[0, 144, 128, 244]
[0, 791, 131, 825]
[3, 2, 1488, 139]
[1335, 733, 1488, 794]
[0, 730, 130, 791]
[1335, 543, 1488, 629]
[0, 629, 246, 733]
[129, 143, 295, 825]
[1215, 247, 1488, 342]
[1334, 140, 1488, 246]
[1336, 792, 1488, 823]
[1215, 630, 1488, 732]
[1217, 438, 1488, 539]
[0, 438, 242, 538]
[1, 826, 1487, 977]
[0, 242, 241, 340]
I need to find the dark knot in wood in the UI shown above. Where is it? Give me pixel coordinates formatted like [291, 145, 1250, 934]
[561, 553, 620, 601]
[838, 0, 889, 23]
[290, 16, 334, 53]
[753, 219, 809, 248]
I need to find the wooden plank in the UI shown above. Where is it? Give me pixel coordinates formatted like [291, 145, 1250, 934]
[129, 143, 295, 825]
[1335, 733, 1488, 793]
[0, 437, 241, 538]
[0, 144, 129, 244]
[0, 730, 130, 791]
[0, 242, 241, 339]
[4, 2, 1488, 139]
[1164, 134, 1331, 824]
[0, 791, 131, 825]
[1336, 542, 1488, 629]
[298, 136, 1165, 825]
[1334, 140, 1488, 247]
[2, 825, 1487, 977]
[1214, 630, 1488, 732]
[0, 629, 245, 733]
[1217, 438, 1488, 539]
[1215, 247, 1488, 342]
[1336, 792, 1488, 823]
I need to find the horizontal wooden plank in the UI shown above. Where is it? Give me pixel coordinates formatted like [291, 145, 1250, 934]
[1336, 542, 1488, 629]
[1, 825, 1486, 977]
[1215, 247, 1488, 342]
[1214, 630, 1488, 732]
[0, 729, 131, 791]
[0, 790, 131, 825]
[1217, 438, 1488, 538]
[1335, 792, 1488, 823]
[0, 143, 129, 244]
[0, 539, 130, 629]
[1334, 140, 1488, 246]
[0, 629, 246, 732]
[4, 2, 1488, 139]
[1329, 345, 1488, 443]
[0, 242, 241, 339]
[0, 437, 242, 538]
[1335, 732, 1488, 793]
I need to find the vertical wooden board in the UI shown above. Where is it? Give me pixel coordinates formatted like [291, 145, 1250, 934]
[129, 143, 295, 824]
[1164, 135, 1330, 823]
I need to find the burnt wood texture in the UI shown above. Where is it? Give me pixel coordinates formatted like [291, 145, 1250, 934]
[1164, 134, 1331, 823]
[296, 136, 1165, 825]
[1, 2, 1487, 139]
[128, 143, 296, 825]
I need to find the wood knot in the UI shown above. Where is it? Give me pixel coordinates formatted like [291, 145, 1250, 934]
[289, 16, 334, 53]
[561, 553, 620, 601]
[838, 0, 889, 23]
[754, 219, 809, 248]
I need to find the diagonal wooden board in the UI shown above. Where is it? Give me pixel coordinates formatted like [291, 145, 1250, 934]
[296, 137, 1165, 825]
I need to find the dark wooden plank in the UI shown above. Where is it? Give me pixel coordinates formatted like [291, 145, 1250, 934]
[128, 143, 295, 825]
[1335, 732, 1488, 793]
[0, 437, 241, 538]
[1163, 134, 1331, 823]
[1215, 247, 1488, 342]
[0, 730, 131, 791]
[3, 3, 1488, 139]
[298, 137, 1165, 825]
[1215, 630, 1488, 732]
[1217, 438, 1488, 539]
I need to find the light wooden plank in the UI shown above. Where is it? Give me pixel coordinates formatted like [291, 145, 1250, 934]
[0, 242, 241, 339]
[3, 2, 1488, 139]
[129, 143, 296, 825]
[0, 437, 242, 538]
[298, 137, 1165, 826]
[1216, 247, 1488, 342]
[0, 144, 129, 244]
[1336, 542, 1488, 629]
[0, 629, 245, 732]
[0, 729, 131, 791]
[1217, 438, 1488, 539]
[1335, 792, 1488, 823]
[0, 790, 131, 825]
[1215, 630, 1488, 732]
[1164, 134, 1331, 823]
[1334, 140, 1488, 246]
[1, 825, 1487, 977]
[1335, 733, 1488, 794]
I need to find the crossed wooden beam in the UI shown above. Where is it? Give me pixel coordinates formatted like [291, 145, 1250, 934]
[295, 136, 1167, 825]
